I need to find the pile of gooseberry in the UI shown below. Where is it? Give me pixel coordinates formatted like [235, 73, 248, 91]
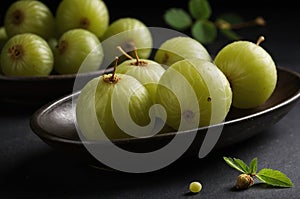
[0, 0, 151, 76]
[76, 34, 277, 140]
[0, 0, 278, 138]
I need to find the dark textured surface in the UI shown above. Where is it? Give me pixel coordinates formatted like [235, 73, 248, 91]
[1, 0, 300, 198]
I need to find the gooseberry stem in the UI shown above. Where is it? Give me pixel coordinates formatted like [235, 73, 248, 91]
[117, 46, 133, 60]
[133, 47, 140, 66]
[256, 36, 265, 45]
[230, 17, 266, 30]
[117, 45, 147, 66]
[110, 56, 118, 81]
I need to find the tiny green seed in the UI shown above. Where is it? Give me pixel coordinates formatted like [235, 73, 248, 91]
[189, 181, 202, 193]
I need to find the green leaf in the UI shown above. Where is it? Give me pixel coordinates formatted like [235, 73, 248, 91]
[219, 29, 240, 41]
[223, 157, 249, 174]
[256, 168, 294, 188]
[188, 0, 211, 20]
[164, 8, 192, 30]
[233, 158, 250, 174]
[191, 20, 216, 44]
[249, 157, 258, 175]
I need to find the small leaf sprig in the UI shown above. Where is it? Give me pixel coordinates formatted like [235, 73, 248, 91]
[164, 0, 266, 44]
[223, 157, 293, 190]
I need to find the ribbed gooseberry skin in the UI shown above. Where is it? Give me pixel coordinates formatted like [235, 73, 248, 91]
[155, 58, 232, 130]
[4, 0, 55, 40]
[53, 28, 103, 74]
[55, 0, 109, 38]
[154, 36, 212, 68]
[116, 58, 165, 102]
[214, 40, 277, 109]
[101, 17, 153, 60]
[1, 33, 53, 76]
[76, 73, 154, 140]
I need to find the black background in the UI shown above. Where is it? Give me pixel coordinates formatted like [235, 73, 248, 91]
[1, 0, 299, 67]
[0, 0, 299, 198]
[0, 0, 299, 31]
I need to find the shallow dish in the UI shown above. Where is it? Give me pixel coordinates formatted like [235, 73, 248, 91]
[0, 70, 108, 106]
[29, 66, 300, 165]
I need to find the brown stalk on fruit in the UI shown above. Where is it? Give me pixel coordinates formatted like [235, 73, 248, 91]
[231, 17, 265, 29]
[217, 17, 266, 30]
[117, 46, 147, 66]
[103, 57, 119, 83]
[256, 35, 265, 45]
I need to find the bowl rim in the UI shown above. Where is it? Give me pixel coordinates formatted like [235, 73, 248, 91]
[0, 67, 114, 81]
